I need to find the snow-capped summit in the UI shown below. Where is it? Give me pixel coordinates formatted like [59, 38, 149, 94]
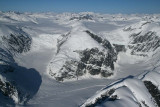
[47, 22, 120, 81]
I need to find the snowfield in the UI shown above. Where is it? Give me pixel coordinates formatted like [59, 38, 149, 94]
[0, 12, 160, 107]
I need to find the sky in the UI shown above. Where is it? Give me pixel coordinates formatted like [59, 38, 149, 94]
[0, 0, 160, 13]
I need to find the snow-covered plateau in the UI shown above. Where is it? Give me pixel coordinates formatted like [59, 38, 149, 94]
[0, 11, 160, 107]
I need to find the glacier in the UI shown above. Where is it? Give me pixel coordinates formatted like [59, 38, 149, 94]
[0, 11, 160, 107]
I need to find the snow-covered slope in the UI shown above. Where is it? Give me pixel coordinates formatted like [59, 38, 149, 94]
[81, 71, 160, 107]
[0, 24, 42, 105]
[0, 12, 160, 107]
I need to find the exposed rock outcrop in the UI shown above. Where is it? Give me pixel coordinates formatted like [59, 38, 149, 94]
[128, 31, 160, 56]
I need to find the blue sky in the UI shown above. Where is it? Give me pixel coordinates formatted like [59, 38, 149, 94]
[0, 0, 160, 13]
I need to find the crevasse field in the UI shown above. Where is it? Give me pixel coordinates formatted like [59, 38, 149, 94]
[0, 12, 160, 107]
